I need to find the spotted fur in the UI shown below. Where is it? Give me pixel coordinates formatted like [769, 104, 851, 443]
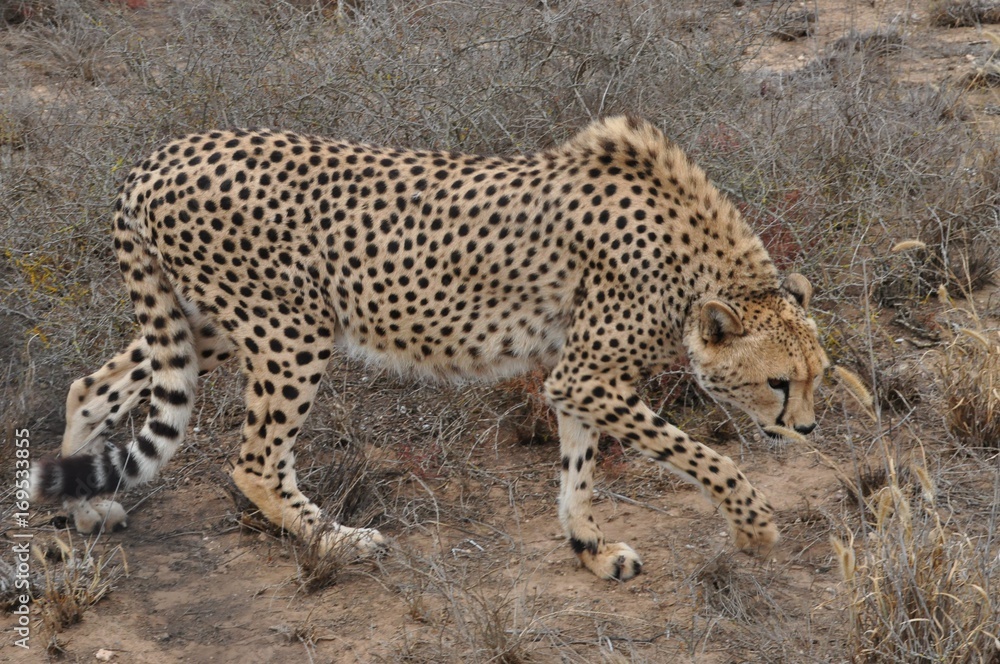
[31, 116, 828, 579]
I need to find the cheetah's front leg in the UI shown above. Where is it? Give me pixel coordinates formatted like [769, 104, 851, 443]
[556, 411, 642, 580]
[546, 371, 777, 580]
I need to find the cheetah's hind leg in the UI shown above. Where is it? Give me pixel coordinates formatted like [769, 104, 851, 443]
[228, 317, 386, 560]
[40, 314, 236, 535]
[53, 338, 152, 533]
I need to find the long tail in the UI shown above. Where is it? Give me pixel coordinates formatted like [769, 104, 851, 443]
[31, 184, 199, 501]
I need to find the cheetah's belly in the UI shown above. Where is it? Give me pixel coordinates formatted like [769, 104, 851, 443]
[332, 298, 570, 383]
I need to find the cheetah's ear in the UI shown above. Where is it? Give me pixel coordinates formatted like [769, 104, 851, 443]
[700, 300, 744, 345]
[783, 273, 812, 310]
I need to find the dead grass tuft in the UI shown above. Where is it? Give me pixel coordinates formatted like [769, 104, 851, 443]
[294, 442, 389, 592]
[291, 526, 362, 594]
[939, 327, 1000, 451]
[871, 238, 995, 314]
[840, 462, 913, 512]
[693, 557, 775, 624]
[792, 27, 904, 83]
[771, 9, 818, 42]
[930, 0, 1000, 27]
[0, 0, 57, 26]
[35, 537, 127, 646]
[387, 553, 537, 663]
[829, 28, 905, 57]
[5, 2, 119, 82]
[836, 470, 1000, 663]
[962, 61, 1000, 87]
[305, 436, 389, 528]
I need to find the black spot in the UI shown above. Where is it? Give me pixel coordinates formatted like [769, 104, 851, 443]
[569, 537, 598, 555]
[149, 420, 180, 439]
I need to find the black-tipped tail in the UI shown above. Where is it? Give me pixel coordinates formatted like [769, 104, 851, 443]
[30, 444, 131, 501]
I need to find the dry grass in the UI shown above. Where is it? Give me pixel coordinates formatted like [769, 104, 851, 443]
[828, 284, 1000, 662]
[939, 326, 1000, 452]
[34, 537, 127, 653]
[291, 525, 370, 595]
[293, 441, 389, 593]
[377, 549, 542, 663]
[0, 1, 57, 26]
[771, 8, 818, 42]
[963, 62, 1000, 87]
[692, 557, 777, 624]
[834, 470, 1000, 663]
[930, 0, 1000, 27]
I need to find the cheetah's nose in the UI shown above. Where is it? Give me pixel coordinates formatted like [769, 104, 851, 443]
[794, 422, 816, 435]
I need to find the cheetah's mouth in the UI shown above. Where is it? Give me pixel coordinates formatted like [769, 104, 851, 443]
[762, 425, 808, 443]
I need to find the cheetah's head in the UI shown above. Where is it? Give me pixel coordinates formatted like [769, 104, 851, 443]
[685, 274, 829, 437]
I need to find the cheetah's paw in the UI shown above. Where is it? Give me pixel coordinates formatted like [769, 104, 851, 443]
[65, 498, 128, 534]
[321, 525, 388, 559]
[579, 541, 643, 581]
[732, 518, 778, 553]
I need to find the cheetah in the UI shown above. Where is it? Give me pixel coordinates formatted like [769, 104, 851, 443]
[31, 116, 828, 581]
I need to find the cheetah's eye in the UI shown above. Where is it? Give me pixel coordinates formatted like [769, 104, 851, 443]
[767, 378, 789, 391]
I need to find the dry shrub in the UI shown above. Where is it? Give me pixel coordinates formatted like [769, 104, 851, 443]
[5, 2, 118, 83]
[792, 27, 903, 83]
[872, 359, 925, 413]
[962, 62, 1000, 87]
[305, 436, 388, 526]
[0, 0, 56, 26]
[829, 28, 905, 57]
[918, 146, 1000, 295]
[694, 557, 776, 624]
[735, 188, 816, 269]
[454, 589, 531, 664]
[496, 369, 558, 444]
[292, 523, 371, 594]
[771, 8, 817, 42]
[389, 553, 536, 664]
[840, 462, 913, 512]
[835, 472, 1000, 663]
[930, 0, 1000, 27]
[35, 537, 127, 651]
[939, 328, 1000, 451]
[872, 149, 998, 310]
[871, 244, 944, 309]
[0, 97, 34, 149]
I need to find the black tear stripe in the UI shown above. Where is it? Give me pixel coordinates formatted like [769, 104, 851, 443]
[775, 381, 790, 427]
